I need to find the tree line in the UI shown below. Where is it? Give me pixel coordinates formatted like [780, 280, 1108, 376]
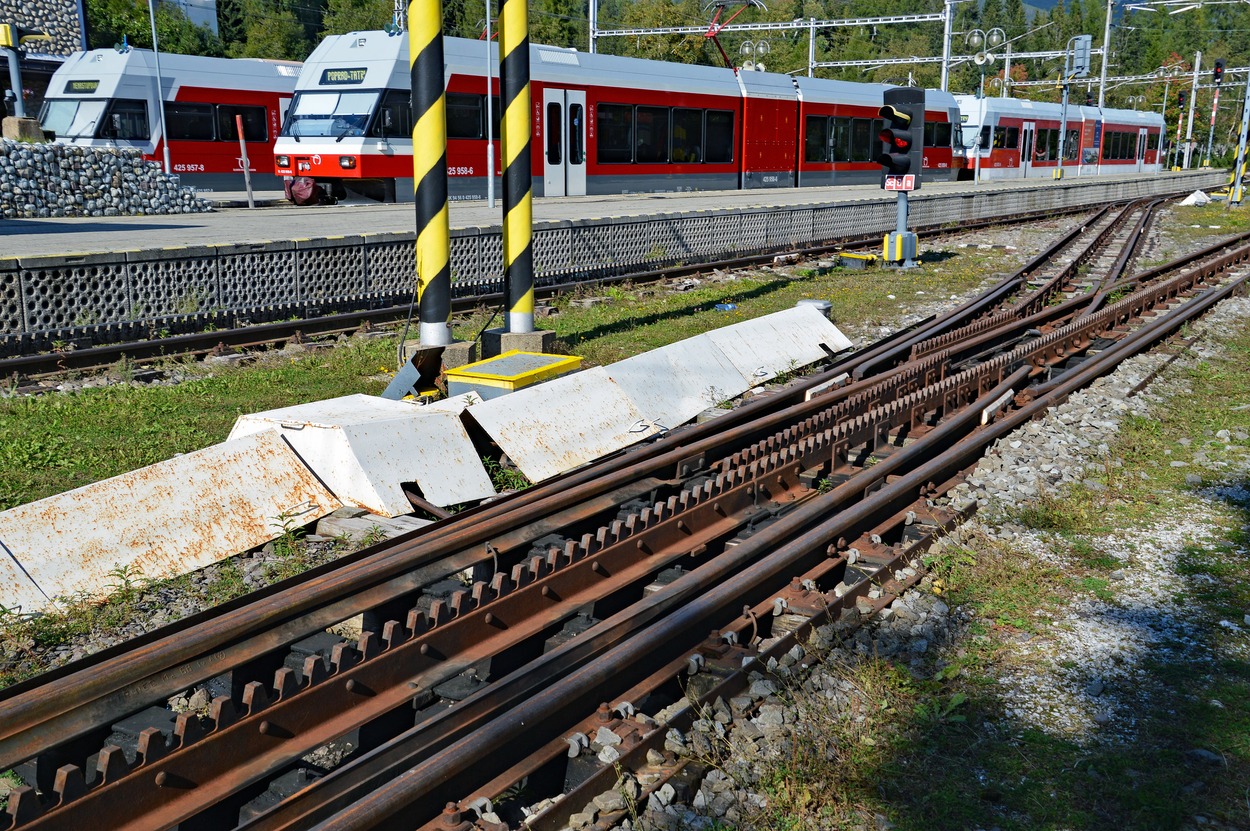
[82, 0, 1248, 157]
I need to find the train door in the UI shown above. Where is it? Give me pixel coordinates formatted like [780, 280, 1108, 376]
[1136, 127, 1147, 172]
[1020, 122, 1035, 178]
[541, 88, 586, 197]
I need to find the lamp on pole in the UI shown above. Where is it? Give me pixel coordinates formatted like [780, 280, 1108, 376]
[1155, 63, 1183, 167]
[1098, 0, 1113, 108]
[146, 0, 171, 174]
[480, 7, 496, 209]
[740, 38, 769, 71]
[966, 27, 1005, 99]
[965, 27, 1003, 186]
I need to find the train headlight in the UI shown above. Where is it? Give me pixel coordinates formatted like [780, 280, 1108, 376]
[339, 156, 357, 169]
[276, 155, 290, 167]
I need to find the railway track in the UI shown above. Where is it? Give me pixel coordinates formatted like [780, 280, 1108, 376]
[2, 205, 1248, 830]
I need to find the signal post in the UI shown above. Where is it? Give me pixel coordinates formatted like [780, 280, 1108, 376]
[1, 22, 51, 136]
[878, 87, 923, 269]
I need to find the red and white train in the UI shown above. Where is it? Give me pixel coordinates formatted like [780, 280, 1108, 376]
[955, 94, 1165, 180]
[38, 48, 300, 191]
[273, 32, 966, 203]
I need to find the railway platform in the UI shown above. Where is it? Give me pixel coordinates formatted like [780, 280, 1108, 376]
[0, 172, 1223, 260]
[0, 170, 1229, 349]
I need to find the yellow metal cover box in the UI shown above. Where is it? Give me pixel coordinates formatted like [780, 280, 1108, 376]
[445, 351, 582, 400]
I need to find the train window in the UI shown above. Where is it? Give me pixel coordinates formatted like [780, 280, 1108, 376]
[546, 102, 562, 165]
[635, 106, 670, 163]
[849, 119, 873, 162]
[40, 98, 107, 138]
[923, 121, 952, 148]
[97, 99, 149, 140]
[1147, 132, 1159, 151]
[830, 117, 851, 162]
[447, 93, 484, 140]
[597, 103, 633, 164]
[704, 110, 733, 163]
[218, 105, 267, 142]
[672, 108, 702, 163]
[569, 103, 584, 165]
[1004, 126, 1019, 149]
[1065, 129, 1080, 160]
[805, 115, 829, 163]
[370, 89, 412, 138]
[165, 102, 215, 141]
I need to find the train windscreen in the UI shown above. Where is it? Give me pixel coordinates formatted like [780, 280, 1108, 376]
[40, 98, 107, 138]
[283, 91, 378, 139]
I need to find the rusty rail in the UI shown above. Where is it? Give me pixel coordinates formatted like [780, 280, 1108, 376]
[2, 229, 1248, 831]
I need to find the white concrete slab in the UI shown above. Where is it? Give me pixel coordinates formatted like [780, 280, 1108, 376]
[0, 430, 341, 611]
[701, 305, 852, 383]
[466, 308, 852, 483]
[229, 394, 496, 514]
[464, 367, 663, 483]
[606, 338, 747, 431]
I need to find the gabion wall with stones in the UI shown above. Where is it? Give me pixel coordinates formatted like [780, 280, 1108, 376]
[0, 170, 1228, 347]
[0, 0, 82, 56]
[0, 140, 212, 219]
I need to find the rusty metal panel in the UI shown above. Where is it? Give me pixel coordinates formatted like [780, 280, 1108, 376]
[229, 394, 496, 514]
[0, 431, 341, 612]
[701, 305, 853, 383]
[465, 367, 662, 483]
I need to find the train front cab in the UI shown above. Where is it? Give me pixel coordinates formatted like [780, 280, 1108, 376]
[41, 49, 294, 191]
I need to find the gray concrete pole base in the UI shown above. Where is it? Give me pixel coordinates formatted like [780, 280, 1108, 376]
[2, 117, 44, 142]
[400, 339, 477, 369]
[482, 328, 557, 357]
[381, 339, 477, 400]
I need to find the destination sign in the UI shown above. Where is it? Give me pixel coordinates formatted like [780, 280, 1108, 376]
[68, 80, 100, 93]
[320, 67, 367, 85]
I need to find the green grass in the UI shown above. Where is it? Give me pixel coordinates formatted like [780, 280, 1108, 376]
[0, 338, 396, 510]
[455, 254, 997, 369]
[728, 206, 1250, 830]
[862, 295, 1250, 829]
[2, 246, 1006, 512]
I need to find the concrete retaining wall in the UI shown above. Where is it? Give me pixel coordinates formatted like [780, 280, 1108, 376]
[0, 170, 1228, 350]
[0, 140, 212, 219]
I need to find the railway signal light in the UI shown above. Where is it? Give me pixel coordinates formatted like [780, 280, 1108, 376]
[1179, 89, 1187, 107]
[1213, 59, 1225, 85]
[877, 86, 924, 192]
[1085, 90, 1094, 107]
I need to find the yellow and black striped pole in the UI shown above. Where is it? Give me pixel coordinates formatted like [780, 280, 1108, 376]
[409, 0, 452, 346]
[498, 0, 534, 333]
